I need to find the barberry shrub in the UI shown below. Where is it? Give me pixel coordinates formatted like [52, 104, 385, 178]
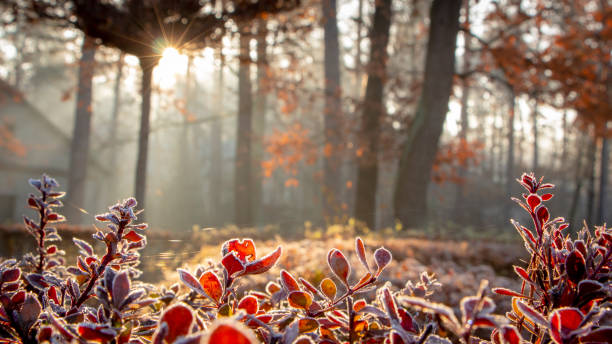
[0, 173, 609, 344]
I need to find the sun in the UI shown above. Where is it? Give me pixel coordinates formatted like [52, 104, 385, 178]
[154, 47, 188, 89]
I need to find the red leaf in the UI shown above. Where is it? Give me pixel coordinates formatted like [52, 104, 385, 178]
[374, 247, 392, 276]
[238, 295, 258, 315]
[493, 288, 526, 298]
[578, 326, 612, 343]
[327, 249, 351, 285]
[222, 252, 246, 277]
[297, 318, 319, 333]
[355, 237, 370, 272]
[382, 287, 399, 321]
[537, 206, 550, 225]
[541, 193, 553, 201]
[178, 269, 206, 296]
[78, 323, 117, 342]
[2, 268, 20, 283]
[205, 320, 256, 344]
[156, 303, 194, 343]
[199, 271, 223, 304]
[123, 230, 144, 243]
[47, 286, 60, 305]
[11, 290, 26, 304]
[550, 308, 584, 344]
[222, 239, 256, 262]
[515, 301, 548, 328]
[288, 291, 313, 310]
[280, 270, 300, 292]
[513, 266, 533, 284]
[527, 194, 541, 210]
[500, 325, 522, 344]
[398, 308, 416, 333]
[320, 278, 337, 300]
[565, 250, 586, 284]
[112, 271, 130, 307]
[245, 246, 282, 275]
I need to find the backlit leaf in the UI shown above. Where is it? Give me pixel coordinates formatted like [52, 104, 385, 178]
[199, 271, 223, 304]
[178, 269, 206, 296]
[565, 250, 586, 284]
[238, 295, 258, 315]
[288, 291, 313, 310]
[280, 270, 300, 292]
[156, 303, 194, 343]
[327, 249, 351, 286]
[221, 252, 246, 277]
[355, 237, 370, 272]
[320, 278, 336, 300]
[222, 239, 256, 262]
[245, 246, 282, 275]
[374, 247, 392, 276]
[205, 320, 256, 344]
[298, 317, 319, 333]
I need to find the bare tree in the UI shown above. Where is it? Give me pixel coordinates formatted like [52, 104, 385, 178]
[322, 0, 343, 220]
[66, 35, 96, 223]
[394, 0, 461, 229]
[235, 28, 254, 227]
[354, 0, 392, 229]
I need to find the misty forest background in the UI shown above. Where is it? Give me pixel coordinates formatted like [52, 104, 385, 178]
[0, 0, 610, 239]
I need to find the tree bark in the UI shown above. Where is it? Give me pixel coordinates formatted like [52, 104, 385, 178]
[598, 135, 609, 224]
[532, 98, 539, 173]
[586, 133, 597, 225]
[568, 132, 587, 227]
[134, 56, 158, 220]
[454, 0, 471, 222]
[210, 52, 224, 225]
[505, 89, 516, 210]
[322, 0, 343, 220]
[235, 30, 254, 227]
[67, 35, 96, 224]
[252, 21, 268, 222]
[109, 52, 124, 172]
[393, 0, 461, 229]
[354, 0, 392, 229]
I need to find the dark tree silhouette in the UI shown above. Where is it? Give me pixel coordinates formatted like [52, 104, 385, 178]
[322, 0, 343, 220]
[66, 36, 95, 224]
[394, 0, 461, 229]
[354, 0, 392, 229]
[235, 28, 254, 227]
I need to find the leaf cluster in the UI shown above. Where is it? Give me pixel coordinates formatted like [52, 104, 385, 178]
[0, 173, 610, 343]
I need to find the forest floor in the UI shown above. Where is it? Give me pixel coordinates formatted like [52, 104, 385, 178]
[0, 224, 525, 311]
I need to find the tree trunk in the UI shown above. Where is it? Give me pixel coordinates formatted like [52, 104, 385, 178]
[354, 0, 392, 229]
[175, 55, 197, 228]
[322, 0, 344, 221]
[568, 132, 587, 227]
[586, 133, 597, 225]
[597, 135, 609, 224]
[506, 89, 516, 200]
[252, 22, 268, 222]
[66, 35, 96, 224]
[235, 30, 254, 227]
[454, 0, 471, 222]
[134, 56, 158, 220]
[210, 52, 224, 226]
[393, 0, 461, 229]
[532, 98, 539, 173]
[109, 52, 124, 172]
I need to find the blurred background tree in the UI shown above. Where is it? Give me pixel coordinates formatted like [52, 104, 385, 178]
[0, 0, 609, 234]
